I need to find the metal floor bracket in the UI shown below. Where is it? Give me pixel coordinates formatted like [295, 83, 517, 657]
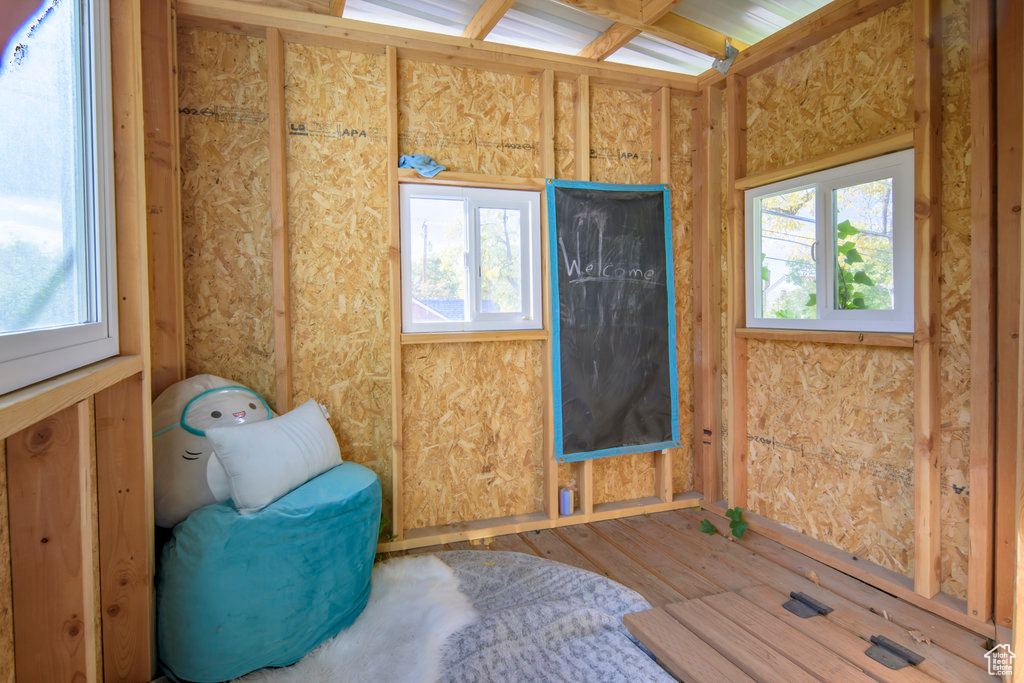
[782, 592, 833, 618]
[864, 635, 925, 670]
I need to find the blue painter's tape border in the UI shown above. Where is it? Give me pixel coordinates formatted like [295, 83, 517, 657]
[546, 178, 681, 463]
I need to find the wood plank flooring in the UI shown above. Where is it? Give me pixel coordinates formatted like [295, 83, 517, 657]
[390, 508, 996, 682]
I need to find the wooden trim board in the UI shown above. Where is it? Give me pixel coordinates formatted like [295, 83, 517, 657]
[734, 130, 914, 191]
[378, 493, 702, 552]
[735, 328, 914, 348]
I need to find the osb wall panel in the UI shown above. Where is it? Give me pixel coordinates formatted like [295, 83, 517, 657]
[284, 44, 394, 510]
[937, 0, 971, 599]
[747, 341, 916, 574]
[398, 60, 540, 177]
[0, 442, 13, 683]
[589, 86, 652, 186]
[742, 6, 917, 579]
[178, 29, 275, 404]
[554, 78, 576, 180]
[589, 85, 656, 504]
[745, 3, 914, 175]
[671, 91, 695, 494]
[402, 342, 545, 528]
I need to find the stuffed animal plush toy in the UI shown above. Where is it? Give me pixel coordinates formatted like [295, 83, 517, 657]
[152, 374, 274, 527]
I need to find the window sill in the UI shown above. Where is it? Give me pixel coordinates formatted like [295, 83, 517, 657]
[401, 330, 549, 345]
[0, 354, 143, 440]
[736, 327, 913, 348]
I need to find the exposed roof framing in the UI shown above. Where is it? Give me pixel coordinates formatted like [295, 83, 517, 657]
[567, 0, 741, 61]
[463, 0, 517, 39]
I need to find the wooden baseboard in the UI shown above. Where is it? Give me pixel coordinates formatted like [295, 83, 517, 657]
[378, 492, 702, 552]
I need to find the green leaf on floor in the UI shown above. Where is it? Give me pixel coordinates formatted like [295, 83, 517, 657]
[699, 519, 717, 535]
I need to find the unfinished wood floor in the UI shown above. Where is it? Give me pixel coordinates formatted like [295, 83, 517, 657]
[395, 509, 996, 682]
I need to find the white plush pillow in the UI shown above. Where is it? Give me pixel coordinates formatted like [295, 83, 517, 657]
[206, 399, 342, 515]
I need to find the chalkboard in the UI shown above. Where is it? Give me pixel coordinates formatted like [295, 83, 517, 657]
[547, 179, 680, 463]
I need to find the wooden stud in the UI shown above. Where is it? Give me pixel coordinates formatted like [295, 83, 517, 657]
[693, 85, 723, 503]
[7, 403, 98, 682]
[968, 0, 996, 624]
[1014, 10, 1024, 656]
[541, 69, 558, 521]
[328, 0, 345, 18]
[994, 0, 1023, 628]
[575, 74, 590, 182]
[570, 71, 593, 514]
[726, 74, 747, 509]
[386, 45, 404, 540]
[734, 131, 915, 192]
[141, 0, 185, 399]
[651, 86, 673, 504]
[266, 27, 293, 413]
[577, 460, 594, 516]
[176, 0, 700, 92]
[462, 0, 514, 40]
[651, 86, 671, 185]
[911, 0, 942, 600]
[107, 0, 155, 676]
[94, 374, 151, 681]
[654, 451, 673, 503]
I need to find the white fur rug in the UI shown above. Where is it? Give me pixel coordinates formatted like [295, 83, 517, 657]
[237, 555, 477, 683]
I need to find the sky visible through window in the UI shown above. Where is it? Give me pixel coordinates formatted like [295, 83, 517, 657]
[0, 0, 85, 334]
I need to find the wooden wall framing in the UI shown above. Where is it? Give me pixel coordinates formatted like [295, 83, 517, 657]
[702, 0, 996, 635]
[0, 0, 155, 677]
[170, 0, 1002, 637]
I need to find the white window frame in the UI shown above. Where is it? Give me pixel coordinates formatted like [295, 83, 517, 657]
[0, 0, 119, 395]
[744, 150, 914, 333]
[400, 184, 542, 334]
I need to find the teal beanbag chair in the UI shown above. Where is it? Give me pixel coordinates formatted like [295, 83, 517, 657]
[157, 462, 381, 682]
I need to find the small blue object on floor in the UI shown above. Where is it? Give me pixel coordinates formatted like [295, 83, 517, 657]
[398, 153, 446, 177]
[157, 462, 381, 682]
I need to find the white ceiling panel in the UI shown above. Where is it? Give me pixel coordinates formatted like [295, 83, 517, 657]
[671, 0, 832, 47]
[606, 32, 715, 75]
[342, 0, 483, 36]
[487, 0, 613, 55]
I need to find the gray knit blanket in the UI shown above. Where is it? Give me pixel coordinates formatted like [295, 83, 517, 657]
[438, 550, 674, 682]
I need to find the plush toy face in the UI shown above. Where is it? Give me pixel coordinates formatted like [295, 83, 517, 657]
[152, 375, 274, 527]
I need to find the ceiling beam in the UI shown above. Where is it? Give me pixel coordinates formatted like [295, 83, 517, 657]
[567, 0, 739, 62]
[578, 23, 641, 60]
[328, 0, 344, 18]
[463, 0, 515, 40]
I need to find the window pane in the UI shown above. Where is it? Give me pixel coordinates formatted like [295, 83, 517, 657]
[407, 197, 467, 323]
[833, 178, 894, 311]
[478, 207, 522, 313]
[1, 0, 92, 335]
[758, 187, 817, 319]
